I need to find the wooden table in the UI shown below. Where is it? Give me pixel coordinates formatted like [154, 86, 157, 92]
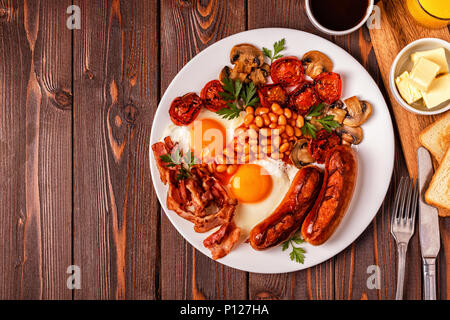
[0, 0, 448, 300]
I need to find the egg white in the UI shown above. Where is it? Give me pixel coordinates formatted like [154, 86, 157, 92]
[161, 108, 244, 155]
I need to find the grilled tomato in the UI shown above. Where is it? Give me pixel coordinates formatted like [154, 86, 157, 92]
[169, 92, 202, 126]
[314, 72, 342, 104]
[288, 81, 321, 115]
[258, 83, 289, 108]
[270, 56, 304, 86]
[200, 80, 228, 112]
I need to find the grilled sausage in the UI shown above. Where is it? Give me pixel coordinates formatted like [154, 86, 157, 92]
[301, 145, 357, 245]
[249, 166, 323, 250]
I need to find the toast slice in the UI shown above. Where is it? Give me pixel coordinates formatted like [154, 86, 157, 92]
[419, 111, 450, 163]
[425, 148, 450, 210]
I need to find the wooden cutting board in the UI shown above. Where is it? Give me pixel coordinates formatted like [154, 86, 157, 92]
[369, 0, 449, 217]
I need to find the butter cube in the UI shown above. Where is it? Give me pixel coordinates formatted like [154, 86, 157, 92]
[409, 57, 441, 91]
[395, 71, 422, 104]
[422, 73, 450, 109]
[411, 48, 448, 74]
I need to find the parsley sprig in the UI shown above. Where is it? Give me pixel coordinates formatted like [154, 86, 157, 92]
[263, 38, 286, 63]
[241, 82, 259, 107]
[216, 78, 259, 120]
[301, 103, 341, 139]
[282, 232, 306, 264]
[217, 103, 243, 120]
[219, 77, 243, 101]
[160, 148, 199, 181]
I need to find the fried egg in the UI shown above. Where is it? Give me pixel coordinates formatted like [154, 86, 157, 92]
[162, 108, 244, 158]
[232, 158, 298, 237]
[161, 109, 302, 240]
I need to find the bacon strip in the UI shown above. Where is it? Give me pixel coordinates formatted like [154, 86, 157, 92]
[151, 141, 171, 184]
[152, 137, 239, 259]
[194, 204, 235, 233]
[203, 222, 241, 260]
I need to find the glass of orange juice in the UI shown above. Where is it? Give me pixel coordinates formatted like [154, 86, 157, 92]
[406, 0, 450, 29]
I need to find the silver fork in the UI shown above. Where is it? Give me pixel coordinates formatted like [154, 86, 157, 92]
[391, 176, 419, 300]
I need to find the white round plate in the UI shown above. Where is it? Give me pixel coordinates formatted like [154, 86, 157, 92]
[150, 28, 395, 274]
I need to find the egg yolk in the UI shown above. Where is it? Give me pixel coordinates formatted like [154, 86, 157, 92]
[190, 118, 226, 160]
[230, 164, 273, 203]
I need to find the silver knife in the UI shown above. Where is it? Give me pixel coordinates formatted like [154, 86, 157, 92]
[417, 147, 440, 300]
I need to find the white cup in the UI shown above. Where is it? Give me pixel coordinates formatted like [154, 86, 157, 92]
[305, 0, 374, 36]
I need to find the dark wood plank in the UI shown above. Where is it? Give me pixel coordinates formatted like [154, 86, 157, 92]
[159, 0, 247, 300]
[73, 0, 159, 299]
[439, 219, 450, 299]
[0, 0, 72, 299]
[0, 0, 30, 299]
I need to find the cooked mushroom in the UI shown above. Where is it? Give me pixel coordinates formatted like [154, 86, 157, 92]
[229, 68, 249, 83]
[230, 44, 264, 74]
[324, 100, 347, 124]
[327, 108, 347, 124]
[248, 63, 270, 86]
[341, 140, 352, 146]
[301, 50, 333, 78]
[219, 66, 231, 84]
[219, 65, 248, 84]
[290, 139, 315, 168]
[330, 100, 344, 109]
[343, 96, 372, 127]
[336, 125, 363, 145]
[219, 44, 269, 85]
[260, 62, 270, 76]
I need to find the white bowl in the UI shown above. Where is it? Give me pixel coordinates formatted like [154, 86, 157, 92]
[305, 0, 374, 36]
[389, 38, 450, 115]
